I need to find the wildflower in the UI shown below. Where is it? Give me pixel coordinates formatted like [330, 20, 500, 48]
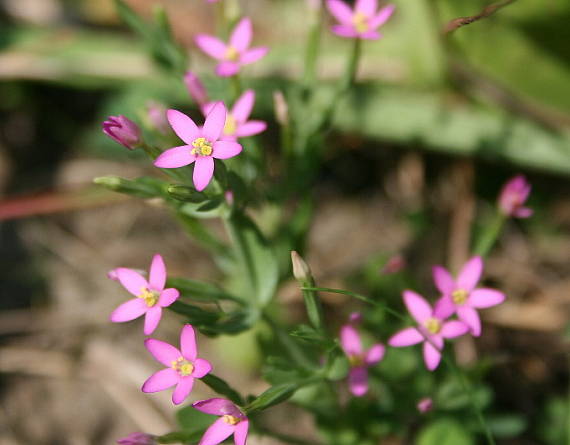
[102, 115, 141, 149]
[348, 311, 362, 324]
[432, 256, 506, 337]
[117, 432, 156, 445]
[195, 18, 268, 77]
[498, 175, 533, 218]
[154, 103, 242, 191]
[326, 0, 395, 40]
[417, 397, 433, 413]
[193, 398, 249, 445]
[381, 254, 406, 275]
[185, 71, 209, 107]
[203, 90, 266, 141]
[388, 290, 469, 371]
[110, 254, 179, 335]
[340, 323, 385, 396]
[143, 324, 212, 405]
[146, 102, 169, 135]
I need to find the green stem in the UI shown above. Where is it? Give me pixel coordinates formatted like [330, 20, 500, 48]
[301, 277, 325, 332]
[302, 3, 324, 90]
[473, 212, 506, 257]
[262, 312, 314, 369]
[230, 74, 243, 101]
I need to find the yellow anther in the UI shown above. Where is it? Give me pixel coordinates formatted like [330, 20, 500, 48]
[348, 355, 364, 367]
[224, 114, 237, 135]
[225, 46, 239, 62]
[352, 12, 369, 34]
[191, 137, 213, 156]
[171, 357, 195, 376]
[452, 289, 468, 305]
[424, 318, 441, 335]
[222, 415, 240, 425]
[138, 288, 159, 307]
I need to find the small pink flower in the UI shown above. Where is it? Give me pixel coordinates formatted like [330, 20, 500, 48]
[498, 175, 533, 218]
[340, 323, 385, 396]
[388, 291, 469, 371]
[185, 71, 209, 107]
[381, 254, 406, 274]
[326, 0, 395, 40]
[143, 324, 212, 405]
[102, 115, 141, 149]
[146, 102, 169, 135]
[110, 254, 179, 335]
[117, 432, 156, 445]
[195, 18, 269, 77]
[203, 90, 266, 141]
[193, 398, 249, 445]
[417, 397, 433, 413]
[348, 311, 362, 324]
[153, 103, 242, 191]
[433, 256, 506, 337]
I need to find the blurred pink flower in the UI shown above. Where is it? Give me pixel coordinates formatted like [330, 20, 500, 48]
[388, 290, 469, 371]
[147, 102, 170, 135]
[417, 397, 433, 413]
[432, 256, 506, 337]
[348, 311, 362, 324]
[195, 18, 268, 77]
[193, 398, 249, 445]
[185, 71, 209, 107]
[498, 175, 532, 218]
[143, 324, 212, 405]
[117, 432, 156, 445]
[340, 323, 385, 396]
[381, 254, 406, 274]
[102, 115, 141, 149]
[326, 0, 395, 40]
[154, 103, 242, 191]
[110, 254, 179, 335]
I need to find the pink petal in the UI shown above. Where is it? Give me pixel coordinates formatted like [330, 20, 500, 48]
[159, 288, 179, 307]
[180, 324, 198, 361]
[116, 268, 149, 296]
[234, 121, 267, 138]
[365, 344, 385, 365]
[457, 306, 481, 337]
[231, 90, 255, 123]
[440, 320, 469, 339]
[216, 61, 240, 77]
[514, 207, 533, 218]
[144, 338, 182, 367]
[110, 298, 148, 322]
[195, 34, 228, 60]
[457, 256, 483, 291]
[203, 102, 226, 142]
[331, 25, 359, 38]
[142, 368, 179, 393]
[192, 358, 212, 378]
[368, 4, 395, 28]
[154, 145, 196, 168]
[427, 334, 444, 351]
[340, 324, 363, 356]
[229, 18, 252, 52]
[167, 109, 200, 144]
[469, 288, 505, 308]
[172, 376, 194, 405]
[239, 47, 268, 65]
[348, 366, 368, 396]
[432, 265, 455, 295]
[388, 327, 423, 347]
[193, 156, 215, 191]
[233, 419, 249, 445]
[423, 341, 442, 371]
[199, 417, 235, 445]
[403, 290, 432, 323]
[144, 306, 162, 335]
[359, 30, 382, 40]
[433, 295, 456, 319]
[212, 141, 242, 159]
[355, 0, 377, 16]
[327, 0, 354, 25]
[149, 254, 166, 291]
[193, 398, 241, 417]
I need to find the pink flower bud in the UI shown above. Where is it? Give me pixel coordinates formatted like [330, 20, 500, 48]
[102, 115, 141, 150]
[184, 71, 209, 106]
[498, 175, 533, 218]
[146, 102, 169, 135]
[349, 312, 362, 324]
[417, 397, 433, 413]
[117, 432, 156, 445]
[381, 255, 406, 275]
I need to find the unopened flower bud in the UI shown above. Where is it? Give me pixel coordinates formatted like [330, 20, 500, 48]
[273, 91, 289, 126]
[117, 432, 156, 445]
[417, 397, 433, 413]
[498, 175, 532, 218]
[291, 251, 312, 282]
[146, 102, 169, 134]
[102, 115, 141, 149]
[184, 71, 209, 106]
[381, 255, 406, 275]
[348, 312, 362, 324]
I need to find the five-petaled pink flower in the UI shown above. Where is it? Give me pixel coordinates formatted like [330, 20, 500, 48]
[203, 90, 267, 141]
[143, 324, 212, 405]
[195, 18, 268, 77]
[388, 290, 469, 371]
[433, 256, 506, 337]
[154, 103, 242, 191]
[110, 254, 179, 335]
[498, 175, 533, 218]
[327, 0, 395, 40]
[193, 398, 249, 445]
[340, 322, 385, 396]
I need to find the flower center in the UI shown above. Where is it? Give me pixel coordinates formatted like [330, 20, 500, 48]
[348, 354, 365, 367]
[171, 357, 195, 376]
[424, 318, 441, 335]
[191, 137, 213, 156]
[138, 288, 159, 307]
[224, 114, 237, 135]
[222, 414, 241, 425]
[352, 12, 369, 33]
[452, 289, 468, 305]
[225, 46, 239, 62]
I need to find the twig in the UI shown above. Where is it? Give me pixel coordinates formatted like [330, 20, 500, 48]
[443, 0, 517, 34]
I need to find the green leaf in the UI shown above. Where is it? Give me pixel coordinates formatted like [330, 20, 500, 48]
[93, 175, 166, 198]
[487, 414, 527, 438]
[201, 308, 260, 335]
[167, 277, 241, 303]
[290, 324, 332, 347]
[417, 418, 474, 445]
[176, 406, 217, 437]
[167, 301, 220, 325]
[244, 383, 299, 414]
[201, 374, 244, 405]
[167, 185, 208, 203]
[324, 349, 350, 381]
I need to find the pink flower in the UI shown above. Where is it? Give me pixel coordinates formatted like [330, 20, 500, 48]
[185, 71, 209, 107]
[417, 397, 433, 413]
[195, 18, 269, 77]
[102, 115, 141, 149]
[326, 0, 395, 40]
[110, 254, 179, 335]
[340, 323, 385, 396]
[498, 175, 533, 218]
[153, 103, 242, 191]
[146, 102, 169, 135]
[388, 291, 469, 371]
[193, 398, 249, 445]
[143, 324, 212, 405]
[203, 90, 266, 141]
[432, 256, 506, 337]
[381, 254, 406, 275]
[117, 432, 156, 445]
[348, 311, 362, 324]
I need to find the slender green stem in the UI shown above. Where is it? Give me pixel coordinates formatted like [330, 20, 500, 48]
[230, 74, 243, 101]
[473, 212, 506, 257]
[262, 312, 314, 369]
[302, 2, 324, 90]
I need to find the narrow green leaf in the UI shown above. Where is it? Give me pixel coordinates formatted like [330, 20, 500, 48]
[201, 374, 244, 405]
